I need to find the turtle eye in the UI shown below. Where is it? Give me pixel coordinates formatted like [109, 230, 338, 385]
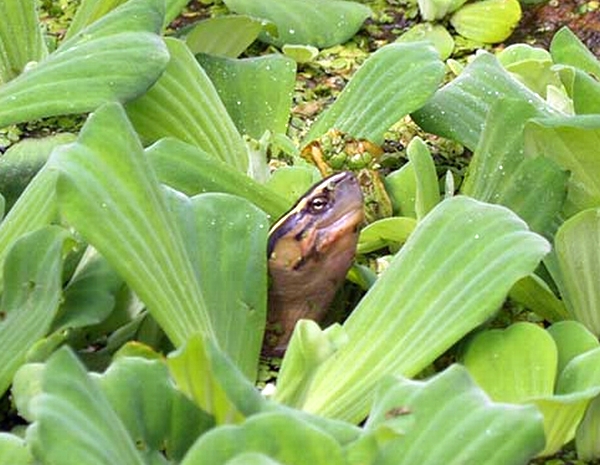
[309, 195, 329, 213]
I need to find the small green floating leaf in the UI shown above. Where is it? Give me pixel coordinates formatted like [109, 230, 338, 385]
[0, 0, 47, 83]
[450, 0, 521, 44]
[0, 0, 169, 128]
[126, 37, 248, 173]
[282, 44, 319, 63]
[417, 0, 468, 20]
[197, 53, 296, 139]
[357, 217, 417, 254]
[462, 323, 558, 403]
[184, 15, 266, 58]
[396, 23, 455, 60]
[223, 0, 371, 48]
[305, 42, 444, 145]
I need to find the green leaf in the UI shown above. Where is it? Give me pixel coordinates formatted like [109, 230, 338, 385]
[497, 44, 562, 98]
[52, 248, 124, 331]
[524, 115, 600, 215]
[28, 348, 146, 465]
[555, 208, 600, 335]
[450, 0, 521, 44]
[52, 102, 211, 347]
[565, 68, 600, 115]
[406, 137, 439, 219]
[384, 164, 417, 217]
[462, 323, 557, 403]
[0, 0, 47, 83]
[509, 274, 569, 322]
[0, 433, 33, 465]
[357, 217, 417, 254]
[0, 133, 75, 211]
[147, 138, 289, 219]
[265, 166, 320, 206]
[550, 27, 600, 79]
[547, 321, 600, 376]
[282, 44, 319, 63]
[181, 412, 345, 465]
[395, 23, 455, 60]
[416, 0, 468, 20]
[462, 98, 568, 238]
[280, 196, 550, 422]
[64, 0, 128, 40]
[413, 51, 555, 151]
[165, 189, 268, 379]
[97, 355, 213, 461]
[304, 42, 444, 145]
[126, 37, 248, 173]
[366, 365, 545, 464]
[0, 0, 169, 128]
[0, 167, 58, 294]
[223, 0, 371, 48]
[0, 226, 70, 397]
[462, 322, 600, 456]
[184, 15, 267, 58]
[576, 395, 600, 461]
[197, 53, 296, 139]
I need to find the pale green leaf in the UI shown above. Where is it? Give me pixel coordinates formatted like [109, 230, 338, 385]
[366, 365, 545, 464]
[395, 23, 454, 60]
[384, 163, 417, 217]
[305, 43, 444, 145]
[462, 98, 568, 238]
[0, 0, 169, 127]
[27, 348, 145, 465]
[525, 116, 600, 215]
[0, 167, 59, 292]
[223, 0, 371, 48]
[509, 274, 569, 322]
[406, 137, 439, 219]
[462, 323, 557, 403]
[0, 0, 47, 83]
[550, 27, 600, 79]
[165, 189, 269, 379]
[97, 355, 213, 461]
[52, 102, 211, 347]
[284, 196, 550, 422]
[184, 15, 266, 57]
[197, 53, 296, 139]
[0, 433, 33, 465]
[64, 0, 128, 40]
[357, 217, 417, 254]
[147, 138, 289, 219]
[0, 226, 70, 397]
[576, 395, 600, 461]
[413, 51, 556, 151]
[126, 37, 248, 173]
[181, 412, 345, 465]
[555, 208, 600, 335]
[547, 321, 600, 376]
[417, 0, 468, 20]
[450, 0, 521, 44]
[0, 133, 75, 211]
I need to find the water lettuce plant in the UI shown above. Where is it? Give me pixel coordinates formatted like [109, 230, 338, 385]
[0, 0, 600, 463]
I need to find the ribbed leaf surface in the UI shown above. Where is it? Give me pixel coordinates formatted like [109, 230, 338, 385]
[305, 43, 444, 145]
[126, 38, 248, 173]
[288, 196, 549, 422]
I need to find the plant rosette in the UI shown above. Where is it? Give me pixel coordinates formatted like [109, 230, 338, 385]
[461, 320, 600, 457]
